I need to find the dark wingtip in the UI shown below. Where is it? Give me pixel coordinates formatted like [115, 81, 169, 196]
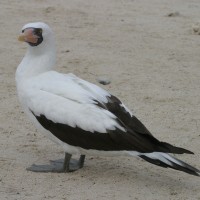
[160, 142, 194, 154]
[177, 148, 194, 155]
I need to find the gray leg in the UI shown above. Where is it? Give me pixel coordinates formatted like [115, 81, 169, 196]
[26, 153, 86, 173]
[79, 155, 86, 168]
[63, 153, 86, 172]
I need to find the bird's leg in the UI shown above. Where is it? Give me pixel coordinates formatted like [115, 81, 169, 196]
[63, 152, 71, 172]
[26, 153, 86, 173]
[79, 155, 86, 168]
[63, 153, 86, 172]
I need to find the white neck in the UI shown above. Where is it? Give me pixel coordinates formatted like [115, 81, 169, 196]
[16, 36, 56, 83]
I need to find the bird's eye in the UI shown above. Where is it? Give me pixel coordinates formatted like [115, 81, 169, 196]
[37, 28, 43, 34]
[32, 28, 43, 36]
[22, 29, 25, 33]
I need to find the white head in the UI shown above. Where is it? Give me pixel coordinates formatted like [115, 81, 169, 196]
[16, 22, 56, 81]
[18, 22, 55, 54]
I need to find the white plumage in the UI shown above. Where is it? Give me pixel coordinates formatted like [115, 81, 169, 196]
[19, 71, 125, 133]
[16, 22, 200, 175]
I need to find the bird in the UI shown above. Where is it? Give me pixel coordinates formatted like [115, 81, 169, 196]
[16, 22, 199, 176]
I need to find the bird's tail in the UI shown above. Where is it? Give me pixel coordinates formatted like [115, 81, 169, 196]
[138, 152, 200, 176]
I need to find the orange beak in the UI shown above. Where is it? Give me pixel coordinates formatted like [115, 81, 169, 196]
[18, 28, 39, 44]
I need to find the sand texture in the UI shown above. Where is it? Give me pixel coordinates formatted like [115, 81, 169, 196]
[0, 0, 200, 199]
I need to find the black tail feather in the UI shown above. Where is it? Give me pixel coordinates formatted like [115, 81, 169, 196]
[140, 153, 200, 177]
[160, 142, 194, 154]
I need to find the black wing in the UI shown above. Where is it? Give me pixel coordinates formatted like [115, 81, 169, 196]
[30, 94, 193, 154]
[94, 95, 193, 154]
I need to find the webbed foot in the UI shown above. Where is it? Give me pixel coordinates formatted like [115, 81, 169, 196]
[26, 153, 86, 173]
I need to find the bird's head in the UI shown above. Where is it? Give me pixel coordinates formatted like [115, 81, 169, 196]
[18, 22, 54, 49]
[16, 22, 56, 79]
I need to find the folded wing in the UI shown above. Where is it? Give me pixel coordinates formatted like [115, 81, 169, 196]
[25, 72, 193, 153]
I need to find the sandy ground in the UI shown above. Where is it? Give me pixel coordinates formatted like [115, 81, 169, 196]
[0, 0, 200, 199]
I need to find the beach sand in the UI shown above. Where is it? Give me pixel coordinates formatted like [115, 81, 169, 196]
[0, 0, 200, 199]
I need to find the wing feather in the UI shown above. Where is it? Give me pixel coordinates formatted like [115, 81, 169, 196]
[24, 71, 193, 153]
[24, 72, 124, 133]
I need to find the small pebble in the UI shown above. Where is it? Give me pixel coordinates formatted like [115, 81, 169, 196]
[96, 76, 111, 85]
[192, 22, 200, 35]
[167, 12, 180, 17]
[44, 6, 55, 13]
